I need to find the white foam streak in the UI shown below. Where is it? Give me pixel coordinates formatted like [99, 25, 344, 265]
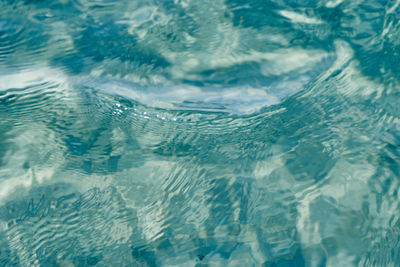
[279, 10, 323, 24]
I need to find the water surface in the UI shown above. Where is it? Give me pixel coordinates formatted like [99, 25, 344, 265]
[1, 0, 400, 266]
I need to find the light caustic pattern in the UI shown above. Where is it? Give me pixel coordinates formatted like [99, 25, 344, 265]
[1, 0, 400, 266]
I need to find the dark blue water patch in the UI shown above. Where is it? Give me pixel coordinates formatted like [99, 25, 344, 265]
[131, 245, 158, 267]
[50, 52, 87, 75]
[73, 19, 170, 69]
[0, 125, 13, 167]
[282, 0, 317, 8]
[71, 254, 103, 266]
[264, 248, 306, 267]
[285, 142, 336, 182]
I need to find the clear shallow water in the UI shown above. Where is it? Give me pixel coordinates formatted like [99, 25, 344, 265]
[1, 0, 400, 266]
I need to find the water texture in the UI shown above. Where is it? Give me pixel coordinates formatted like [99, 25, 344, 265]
[1, 0, 400, 266]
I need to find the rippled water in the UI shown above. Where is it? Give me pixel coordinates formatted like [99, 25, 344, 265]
[1, 0, 400, 266]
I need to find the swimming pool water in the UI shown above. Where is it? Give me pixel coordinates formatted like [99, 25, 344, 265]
[1, 0, 400, 266]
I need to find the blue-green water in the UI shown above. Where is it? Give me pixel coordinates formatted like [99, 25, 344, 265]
[1, 0, 400, 266]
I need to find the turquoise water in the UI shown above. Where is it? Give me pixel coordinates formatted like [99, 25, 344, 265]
[1, 0, 400, 266]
